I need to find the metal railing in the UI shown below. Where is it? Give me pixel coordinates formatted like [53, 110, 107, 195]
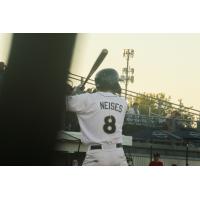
[67, 72, 200, 120]
[123, 144, 200, 166]
[124, 113, 199, 129]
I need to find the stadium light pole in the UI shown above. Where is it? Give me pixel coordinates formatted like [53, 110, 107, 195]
[120, 49, 135, 100]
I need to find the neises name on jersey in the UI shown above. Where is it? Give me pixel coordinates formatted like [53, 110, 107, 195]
[100, 101, 123, 113]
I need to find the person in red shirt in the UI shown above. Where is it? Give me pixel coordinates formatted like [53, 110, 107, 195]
[149, 152, 164, 166]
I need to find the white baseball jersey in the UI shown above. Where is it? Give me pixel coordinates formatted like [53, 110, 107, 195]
[66, 91, 128, 145]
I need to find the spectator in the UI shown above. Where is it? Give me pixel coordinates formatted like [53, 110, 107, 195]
[166, 110, 184, 132]
[128, 102, 140, 115]
[149, 152, 164, 166]
[126, 102, 140, 124]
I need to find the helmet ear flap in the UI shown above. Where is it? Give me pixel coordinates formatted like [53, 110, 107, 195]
[95, 83, 100, 89]
[112, 82, 121, 95]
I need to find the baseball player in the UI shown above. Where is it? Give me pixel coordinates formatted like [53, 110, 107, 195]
[66, 68, 128, 166]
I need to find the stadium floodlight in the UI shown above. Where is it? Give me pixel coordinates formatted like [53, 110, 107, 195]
[120, 49, 135, 99]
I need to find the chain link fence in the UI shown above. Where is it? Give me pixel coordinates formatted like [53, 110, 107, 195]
[124, 144, 200, 166]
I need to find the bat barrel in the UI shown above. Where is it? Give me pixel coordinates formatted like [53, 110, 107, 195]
[81, 49, 108, 88]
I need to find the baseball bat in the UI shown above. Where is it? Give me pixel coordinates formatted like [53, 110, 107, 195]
[81, 49, 108, 88]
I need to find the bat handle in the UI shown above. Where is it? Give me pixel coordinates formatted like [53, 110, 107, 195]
[72, 84, 85, 95]
[77, 83, 85, 91]
[80, 82, 86, 89]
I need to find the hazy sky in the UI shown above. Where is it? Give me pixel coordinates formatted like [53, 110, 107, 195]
[0, 33, 200, 110]
[71, 33, 200, 110]
[0, 33, 12, 63]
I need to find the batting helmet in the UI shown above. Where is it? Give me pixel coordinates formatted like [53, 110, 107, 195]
[95, 68, 121, 94]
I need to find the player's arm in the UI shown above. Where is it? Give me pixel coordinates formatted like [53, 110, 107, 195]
[66, 92, 89, 113]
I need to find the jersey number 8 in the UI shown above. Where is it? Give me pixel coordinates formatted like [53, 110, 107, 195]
[103, 115, 116, 134]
